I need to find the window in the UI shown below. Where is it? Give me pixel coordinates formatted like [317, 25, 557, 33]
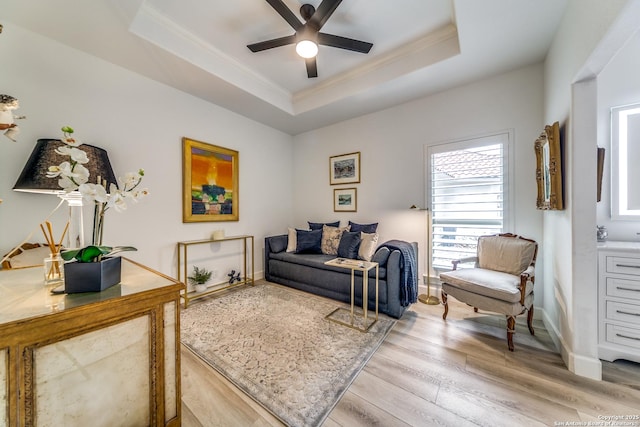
[426, 132, 512, 271]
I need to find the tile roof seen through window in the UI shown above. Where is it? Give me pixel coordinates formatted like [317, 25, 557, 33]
[434, 149, 502, 179]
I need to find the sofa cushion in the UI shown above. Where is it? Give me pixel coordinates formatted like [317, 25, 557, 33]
[477, 235, 536, 275]
[439, 268, 533, 303]
[308, 221, 340, 230]
[269, 251, 387, 279]
[321, 225, 350, 255]
[348, 221, 378, 233]
[296, 229, 322, 254]
[358, 232, 379, 261]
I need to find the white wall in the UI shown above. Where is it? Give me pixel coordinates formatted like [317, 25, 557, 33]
[0, 23, 294, 278]
[292, 64, 545, 304]
[543, 0, 635, 378]
[597, 30, 640, 240]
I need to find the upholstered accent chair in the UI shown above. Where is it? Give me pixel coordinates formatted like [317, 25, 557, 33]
[439, 233, 538, 351]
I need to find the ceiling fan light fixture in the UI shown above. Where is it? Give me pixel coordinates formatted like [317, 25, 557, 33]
[296, 40, 318, 58]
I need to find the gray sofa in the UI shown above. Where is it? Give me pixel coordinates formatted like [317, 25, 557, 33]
[264, 234, 418, 319]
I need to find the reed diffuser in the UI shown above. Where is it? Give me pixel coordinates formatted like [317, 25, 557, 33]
[41, 220, 68, 285]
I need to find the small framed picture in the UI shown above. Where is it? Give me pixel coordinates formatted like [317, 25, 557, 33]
[329, 152, 360, 185]
[334, 188, 357, 212]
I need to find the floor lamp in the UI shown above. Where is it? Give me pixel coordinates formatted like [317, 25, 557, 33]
[411, 205, 440, 305]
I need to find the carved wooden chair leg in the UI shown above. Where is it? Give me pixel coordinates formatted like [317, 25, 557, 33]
[506, 315, 516, 352]
[442, 290, 449, 320]
[527, 306, 535, 335]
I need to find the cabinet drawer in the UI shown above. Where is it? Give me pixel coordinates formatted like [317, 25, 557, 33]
[605, 277, 640, 301]
[605, 323, 640, 349]
[606, 300, 640, 326]
[606, 256, 640, 276]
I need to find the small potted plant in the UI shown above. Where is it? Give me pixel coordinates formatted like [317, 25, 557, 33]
[188, 266, 212, 292]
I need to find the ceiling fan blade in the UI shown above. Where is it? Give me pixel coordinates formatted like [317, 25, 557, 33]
[318, 33, 373, 53]
[265, 0, 303, 30]
[308, 0, 342, 31]
[305, 57, 318, 78]
[247, 34, 296, 52]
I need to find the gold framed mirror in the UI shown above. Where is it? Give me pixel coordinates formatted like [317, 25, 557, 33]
[534, 121, 563, 210]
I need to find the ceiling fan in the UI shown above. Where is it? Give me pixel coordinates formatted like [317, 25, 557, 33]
[247, 0, 373, 78]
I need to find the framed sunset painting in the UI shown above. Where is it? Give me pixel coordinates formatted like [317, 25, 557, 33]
[182, 137, 239, 222]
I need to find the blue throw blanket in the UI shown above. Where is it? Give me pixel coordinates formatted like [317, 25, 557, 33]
[379, 240, 418, 306]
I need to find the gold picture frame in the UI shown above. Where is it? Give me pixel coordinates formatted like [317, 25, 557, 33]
[182, 137, 239, 222]
[534, 121, 563, 210]
[334, 188, 357, 212]
[329, 152, 360, 185]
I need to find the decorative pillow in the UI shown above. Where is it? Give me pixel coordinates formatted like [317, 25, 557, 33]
[308, 221, 340, 230]
[295, 229, 323, 254]
[286, 227, 297, 252]
[348, 221, 378, 233]
[269, 236, 287, 254]
[337, 231, 361, 259]
[321, 225, 350, 255]
[358, 232, 379, 261]
[372, 246, 391, 266]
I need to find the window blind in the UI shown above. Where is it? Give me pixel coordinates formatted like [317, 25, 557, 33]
[427, 133, 510, 271]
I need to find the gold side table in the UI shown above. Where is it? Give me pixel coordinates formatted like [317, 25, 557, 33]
[324, 258, 379, 332]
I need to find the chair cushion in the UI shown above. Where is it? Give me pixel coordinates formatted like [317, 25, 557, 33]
[442, 283, 534, 316]
[477, 235, 536, 275]
[439, 268, 533, 303]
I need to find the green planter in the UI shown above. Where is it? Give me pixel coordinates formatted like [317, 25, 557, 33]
[63, 256, 122, 293]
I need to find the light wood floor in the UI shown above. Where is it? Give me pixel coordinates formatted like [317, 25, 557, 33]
[181, 281, 640, 426]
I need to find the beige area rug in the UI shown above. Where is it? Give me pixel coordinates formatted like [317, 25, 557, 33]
[180, 282, 396, 426]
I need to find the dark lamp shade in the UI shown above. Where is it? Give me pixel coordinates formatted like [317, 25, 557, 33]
[13, 139, 118, 194]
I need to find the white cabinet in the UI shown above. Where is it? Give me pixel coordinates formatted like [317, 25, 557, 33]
[598, 242, 640, 363]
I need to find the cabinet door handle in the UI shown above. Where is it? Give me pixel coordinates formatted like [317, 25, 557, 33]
[616, 286, 640, 292]
[615, 263, 640, 269]
[616, 333, 640, 341]
[616, 310, 640, 317]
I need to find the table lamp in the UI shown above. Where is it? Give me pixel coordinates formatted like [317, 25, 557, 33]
[13, 138, 117, 248]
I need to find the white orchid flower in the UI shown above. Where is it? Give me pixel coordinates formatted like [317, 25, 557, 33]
[79, 183, 108, 203]
[46, 162, 89, 189]
[61, 136, 82, 147]
[109, 191, 128, 212]
[58, 175, 79, 191]
[46, 161, 71, 178]
[55, 146, 89, 164]
[130, 188, 149, 201]
[120, 172, 139, 188]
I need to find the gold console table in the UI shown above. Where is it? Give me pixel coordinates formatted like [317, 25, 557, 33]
[177, 235, 254, 308]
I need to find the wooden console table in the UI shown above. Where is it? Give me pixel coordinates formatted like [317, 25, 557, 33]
[0, 258, 184, 426]
[177, 235, 254, 308]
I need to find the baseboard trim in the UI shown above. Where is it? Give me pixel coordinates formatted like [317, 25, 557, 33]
[540, 307, 602, 380]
